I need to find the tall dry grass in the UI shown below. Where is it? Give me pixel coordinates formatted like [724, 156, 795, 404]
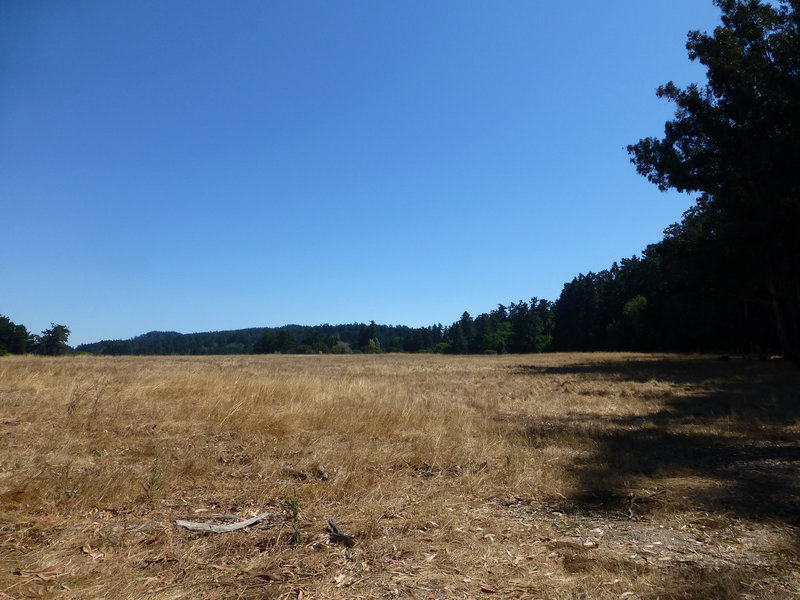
[0, 353, 798, 599]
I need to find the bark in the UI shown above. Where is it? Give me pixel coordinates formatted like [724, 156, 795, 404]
[766, 255, 800, 362]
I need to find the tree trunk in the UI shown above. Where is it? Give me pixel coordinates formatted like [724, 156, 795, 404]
[766, 256, 800, 362]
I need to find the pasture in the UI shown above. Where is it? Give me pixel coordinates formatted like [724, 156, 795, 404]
[0, 353, 798, 599]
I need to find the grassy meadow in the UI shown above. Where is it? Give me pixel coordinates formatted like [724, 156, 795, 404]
[0, 353, 798, 599]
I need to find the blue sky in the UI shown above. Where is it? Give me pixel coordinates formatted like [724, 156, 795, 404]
[1, 1, 724, 346]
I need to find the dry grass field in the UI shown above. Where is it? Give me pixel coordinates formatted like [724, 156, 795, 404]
[1, 352, 799, 599]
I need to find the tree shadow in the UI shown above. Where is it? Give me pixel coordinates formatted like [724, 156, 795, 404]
[511, 356, 800, 527]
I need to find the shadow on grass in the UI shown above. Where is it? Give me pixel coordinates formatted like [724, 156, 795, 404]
[512, 356, 800, 527]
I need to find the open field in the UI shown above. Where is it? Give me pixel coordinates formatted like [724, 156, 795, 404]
[1, 353, 799, 599]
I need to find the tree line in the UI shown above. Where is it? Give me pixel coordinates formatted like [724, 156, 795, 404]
[6, 1, 798, 360]
[73, 322, 429, 356]
[626, 0, 799, 359]
[0, 317, 72, 356]
[61, 211, 778, 360]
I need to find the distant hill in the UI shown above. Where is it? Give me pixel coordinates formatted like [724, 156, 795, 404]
[76, 328, 269, 355]
[74, 323, 421, 355]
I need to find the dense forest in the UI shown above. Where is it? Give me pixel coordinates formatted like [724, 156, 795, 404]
[3, 0, 797, 360]
[73, 324, 422, 356]
[64, 202, 775, 357]
[0, 198, 779, 357]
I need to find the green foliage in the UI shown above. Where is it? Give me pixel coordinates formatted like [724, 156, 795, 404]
[483, 321, 512, 354]
[357, 321, 383, 354]
[622, 295, 647, 319]
[430, 300, 555, 355]
[254, 330, 278, 354]
[0, 315, 31, 354]
[622, 295, 648, 351]
[628, 0, 800, 359]
[283, 488, 304, 544]
[34, 323, 71, 356]
[357, 321, 382, 352]
[433, 342, 451, 354]
[144, 458, 162, 501]
[362, 338, 382, 353]
[83, 328, 279, 355]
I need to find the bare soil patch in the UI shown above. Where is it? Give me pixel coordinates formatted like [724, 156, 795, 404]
[0, 353, 798, 598]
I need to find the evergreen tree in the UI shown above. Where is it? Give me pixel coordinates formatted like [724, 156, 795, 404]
[34, 323, 71, 356]
[628, 0, 800, 359]
[0, 315, 31, 354]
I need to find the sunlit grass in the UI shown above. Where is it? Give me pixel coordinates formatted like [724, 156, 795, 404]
[0, 353, 797, 598]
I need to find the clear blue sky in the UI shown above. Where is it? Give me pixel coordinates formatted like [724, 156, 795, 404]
[1, 1, 724, 346]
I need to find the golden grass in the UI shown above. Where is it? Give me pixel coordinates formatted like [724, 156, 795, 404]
[0, 352, 798, 599]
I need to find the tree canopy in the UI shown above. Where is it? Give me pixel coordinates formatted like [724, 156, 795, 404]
[0, 315, 31, 355]
[34, 323, 72, 356]
[628, 0, 800, 360]
[0, 316, 74, 356]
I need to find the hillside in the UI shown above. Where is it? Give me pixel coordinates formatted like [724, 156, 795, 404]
[74, 323, 419, 355]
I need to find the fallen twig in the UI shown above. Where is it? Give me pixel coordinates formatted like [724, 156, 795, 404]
[176, 512, 271, 533]
[141, 527, 167, 545]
